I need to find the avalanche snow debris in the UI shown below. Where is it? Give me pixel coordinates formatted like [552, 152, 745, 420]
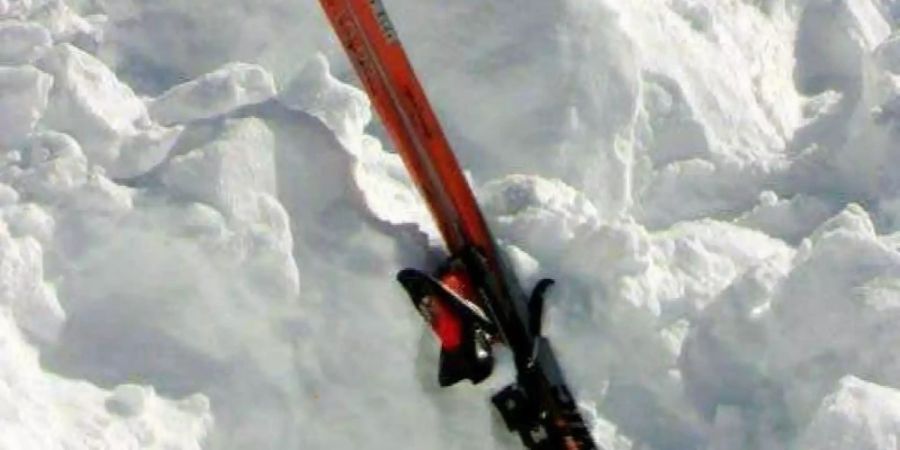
[161, 117, 276, 223]
[0, 308, 212, 450]
[797, 376, 900, 450]
[0, 20, 51, 65]
[277, 53, 430, 241]
[0, 182, 18, 205]
[875, 33, 900, 74]
[795, 0, 890, 94]
[2, 202, 55, 245]
[29, 0, 104, 48]
[148, 62, 276, 126]
[36, 43, 181, 178]
[735, 191, 838, 243]
[279, 53, 371, 147]
[481, 174, 601, 262]
[682, 204, 900, 448]
[0, 65, 52, 147]
[0, 0, 33, 19]
[9, 130, 88, 202]
[8, 0, 900, 449]
[0, 218, 62, 343]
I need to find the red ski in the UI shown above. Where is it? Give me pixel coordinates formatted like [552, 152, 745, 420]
[319, 1, 599, 449]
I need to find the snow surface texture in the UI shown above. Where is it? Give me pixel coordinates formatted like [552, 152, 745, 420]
[5, 0, 900, 449]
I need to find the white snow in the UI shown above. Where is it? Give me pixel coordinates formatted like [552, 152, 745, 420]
[0, 65, 52, 147]
[0, 20, 52, 65]
[36, 43, 181, 178]
[797, 376, 900, 450]
[4, 0, 900, 449]
[149, 63, 276, 126]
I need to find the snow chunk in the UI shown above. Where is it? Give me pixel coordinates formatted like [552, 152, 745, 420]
[875, 33, 900, 74]
[795, 0, 890, 93]
[67, 167, 134, 214]
[29, 0, 105, 47]
[105, 384, 148, 417]
[149, 62, 276, 126]
[279, 53, 371, 145]
[682, 206, 900, 442]
[0, 220, 62, 343]
[639, 72, 711, 167]
[10, 130, 87, 202]
[797, 376, 900, 450]
[736, 191, 837, 242]
[161, 117, 275, 222]
[37, 44, 181, 178]
[0, 65, 52, 147]
[2, 203, 54, 244]
[809, 203, 876, 242]
[0, 183, 17, 206]
[481, 174, 600, 261]
[0, 0, 32, 19]
[0, 20, 51, 65]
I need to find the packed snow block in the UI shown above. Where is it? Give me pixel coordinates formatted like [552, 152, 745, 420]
[875, 34, 900, 73]
[148, 62, 276, 126]
[351, 135, 433, 237]
[36, 44, 182, 178]
[0, 65, 52, 148]
[736, 191, 837, 243]
[639, 73, 711, 167]
[2, 203, 54, 245]
[67, 167, 134, 213]
[682, 205, 900, 441]
[280, 53, 371, 145]
[0, 220, 63, 343]
[796, 377, 900, 450]
[671, 0, 713, 32]
[161, 118, 276, 223]
[795, 0, 890, 93]
[29, 0, 105, 47]
[481, 174, 600, 261]
[0, 0, 33, 19]
[0, 182, 17, 205]
[277, 56, 430, 239]
[12, 130, 88, 201]
[0, 20, 51, 65]
[638, 158, 771, 227]
[241, 193, 300, 299]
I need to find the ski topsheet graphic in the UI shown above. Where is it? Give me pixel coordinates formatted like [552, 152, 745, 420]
[319, 1, 599, 449]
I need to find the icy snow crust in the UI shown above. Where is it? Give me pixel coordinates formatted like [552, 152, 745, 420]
[4, 0, 900, 449]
